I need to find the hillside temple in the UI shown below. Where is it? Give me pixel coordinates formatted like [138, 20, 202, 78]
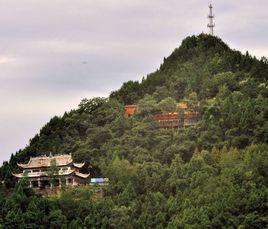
[13, 154, 90, 189]
[124, 102, 200, 127]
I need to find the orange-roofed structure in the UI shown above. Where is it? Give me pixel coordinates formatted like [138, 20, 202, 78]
[177, 102, 188, 109]
[124, 101, 200, 127]
[124, 105, 137, 117]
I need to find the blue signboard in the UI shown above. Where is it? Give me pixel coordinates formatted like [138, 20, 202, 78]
[90, 178, 109, 183]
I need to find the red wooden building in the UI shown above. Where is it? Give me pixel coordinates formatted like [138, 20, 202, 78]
[124, 101, 200, 127]
[154, 113, 183, 127]
[124, 105, 137, 117]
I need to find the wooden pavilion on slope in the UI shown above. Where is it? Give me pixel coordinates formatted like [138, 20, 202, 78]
[13, 154, 90, 189]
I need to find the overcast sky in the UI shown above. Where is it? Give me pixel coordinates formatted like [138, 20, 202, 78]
[0, 0, 267, 164]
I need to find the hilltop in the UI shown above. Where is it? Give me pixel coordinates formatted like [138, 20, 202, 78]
[0, 34, 267, 228]
[111, 34, 268, 104]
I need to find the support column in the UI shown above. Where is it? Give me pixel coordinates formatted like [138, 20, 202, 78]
[38, 179, 41, 189]
[59, 178, 62, 189]
[29, 180, 32, 188]
[66, 178, 69, 186]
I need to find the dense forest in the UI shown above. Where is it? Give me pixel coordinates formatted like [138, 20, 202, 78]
[0, 34, 267, 228]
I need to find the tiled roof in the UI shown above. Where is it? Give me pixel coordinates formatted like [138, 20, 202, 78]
[75, 171, 90, 179]
[18, 154, 73, 169]
[177, 102, 188, 109]
[73, 162, 85, 168]
[13, 170, 90, 179]
[13, 169, 75, 178]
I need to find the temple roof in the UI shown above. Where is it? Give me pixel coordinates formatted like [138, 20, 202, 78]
[75, 171, 90, 179]
[13, 169, 90, 179]
[177, 102, 188, 109]
[73, 162, 85, 168]
[13, 169, 75, 178]
[17, 154, 74, 169]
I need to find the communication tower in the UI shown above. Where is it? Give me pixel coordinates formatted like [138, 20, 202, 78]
[207, 3, 215, 35]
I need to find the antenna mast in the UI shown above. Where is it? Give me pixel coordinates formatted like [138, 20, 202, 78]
[207, 3, 215, 35]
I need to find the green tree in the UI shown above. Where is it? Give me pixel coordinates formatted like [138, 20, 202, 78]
[136, 94, 159, 118]
[48, 210, 67, 229]
[158, 97, 177, 113]
[48, 158, 59, 188]
[109, 206, 131, 229]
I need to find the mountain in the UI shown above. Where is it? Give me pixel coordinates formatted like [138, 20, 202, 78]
[0, 34, 267, 228]
[111, 34, 268, 104]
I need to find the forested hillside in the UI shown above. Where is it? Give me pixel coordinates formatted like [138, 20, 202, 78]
[0, 34, 267, 228]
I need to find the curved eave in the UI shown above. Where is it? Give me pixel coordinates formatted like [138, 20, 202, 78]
[13, 170, 76, 178]
[17, 162, 73, 169]
[13, 173, 24, 178]
[17, 163, 29, 169]
[75, 171, 90, 179]
[73, 162, 85, 168]
[58, 170, 75, 176]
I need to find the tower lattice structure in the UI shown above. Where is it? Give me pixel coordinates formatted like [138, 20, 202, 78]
[207, 3, 215, 35]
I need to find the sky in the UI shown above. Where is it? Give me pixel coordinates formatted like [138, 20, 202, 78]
[0, 0, 268, 164]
